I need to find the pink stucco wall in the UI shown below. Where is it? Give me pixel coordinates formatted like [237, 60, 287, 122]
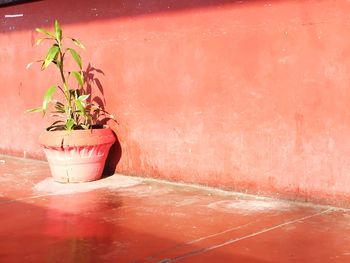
[1, 0, 350, 206]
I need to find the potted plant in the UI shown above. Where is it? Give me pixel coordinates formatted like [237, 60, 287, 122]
[27, 20, 115, 183]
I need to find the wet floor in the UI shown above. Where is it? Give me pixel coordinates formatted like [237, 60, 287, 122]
[0, 155, 350, 262]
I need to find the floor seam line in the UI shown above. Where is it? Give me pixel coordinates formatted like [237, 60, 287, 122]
[186, 221, 254, 245]
[143, 222, 255, 262]
[0, 192, 72, 204]
[164, 208, 334, 262]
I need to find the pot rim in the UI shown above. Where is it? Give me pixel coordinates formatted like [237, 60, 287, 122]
[39, 125, 116, 148]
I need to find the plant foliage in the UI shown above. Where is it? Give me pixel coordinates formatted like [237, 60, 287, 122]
[27, 20, 109, 131]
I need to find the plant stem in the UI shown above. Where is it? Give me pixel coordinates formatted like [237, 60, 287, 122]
[58, 47, 74, 122]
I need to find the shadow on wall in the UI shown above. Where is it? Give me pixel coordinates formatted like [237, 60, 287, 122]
[1, 0, 288, 32]
[82, 63, 122, 175]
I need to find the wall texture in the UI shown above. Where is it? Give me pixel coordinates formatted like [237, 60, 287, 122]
[1, 0, 350, 206]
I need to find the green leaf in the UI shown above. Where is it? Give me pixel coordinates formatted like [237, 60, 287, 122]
[78, 94, 90, 101]
[54, 101, 64, 107]
[71, 71, 84, 87]
[47, 120, 65, 131]
[42, 85, 57, 113]
[35, 28, 55, 38]
[50, 113, 65, 117]
[26, 60, 43, 69]
[68, 48, 82, 69]
[56, 60, 62, 69]
[54, 101, 65, 113]
[50, 120, 64, 126]
[75, 97, 86, 116]
[70, 38, 85, 50]
[42, 45, 59, 70]
[26, 107, 43, 113]
[54, 20, 62, 42]
[35, 38, 51, 46]
[66, 118, 74, 131]
[73, 89, 79, 99]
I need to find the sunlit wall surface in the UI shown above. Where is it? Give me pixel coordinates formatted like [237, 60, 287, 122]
[1, 0, 350, 206]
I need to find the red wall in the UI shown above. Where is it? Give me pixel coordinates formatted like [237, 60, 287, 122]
[1, 0, 350, 206]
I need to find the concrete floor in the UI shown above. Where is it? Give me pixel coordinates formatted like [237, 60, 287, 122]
[1, 155, 350, 262]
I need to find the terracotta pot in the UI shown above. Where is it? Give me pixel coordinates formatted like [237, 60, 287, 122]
[39, 127, 116, 183]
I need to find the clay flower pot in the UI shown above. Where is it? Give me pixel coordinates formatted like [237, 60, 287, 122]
[39, 126, 116, 183]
